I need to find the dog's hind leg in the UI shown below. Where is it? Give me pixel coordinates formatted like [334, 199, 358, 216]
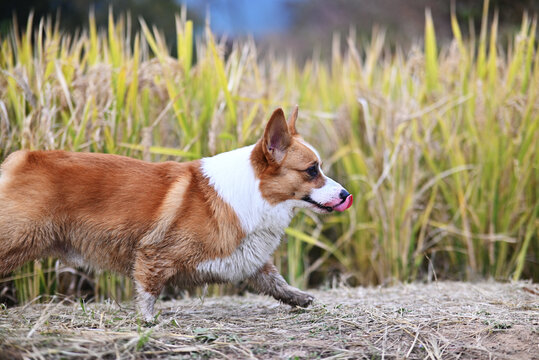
[134, 281, 158, 323]
[0, 190, 56, 275]
[0, 222, 53, 275]
[247, 261, 314, 307]
[0, 193, 54, 275]
[0, 152, 51, 275]
[133, 252, 175, 322]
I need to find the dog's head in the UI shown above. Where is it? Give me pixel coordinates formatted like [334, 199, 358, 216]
[251, 107, 352, 213]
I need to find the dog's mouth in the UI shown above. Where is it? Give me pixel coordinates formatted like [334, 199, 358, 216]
[333, 194, 353, 211]
[302, 195, 334, 212]
[302, 194, 353, 213]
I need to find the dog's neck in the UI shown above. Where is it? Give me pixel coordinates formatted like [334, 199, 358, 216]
[201, 145, 296, 234]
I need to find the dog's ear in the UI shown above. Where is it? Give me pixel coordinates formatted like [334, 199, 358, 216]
[263, 108, 292, 164]
[288, 105, 299, 136]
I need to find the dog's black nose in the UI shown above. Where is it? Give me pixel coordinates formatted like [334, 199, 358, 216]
[339, 189, 350, 200]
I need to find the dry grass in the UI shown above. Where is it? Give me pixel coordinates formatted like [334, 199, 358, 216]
[1, 282, 537, 359]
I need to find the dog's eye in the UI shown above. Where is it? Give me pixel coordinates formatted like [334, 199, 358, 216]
[305, 165, 319, 178]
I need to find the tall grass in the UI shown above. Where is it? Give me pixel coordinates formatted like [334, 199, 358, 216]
[0, 3, 537, 304]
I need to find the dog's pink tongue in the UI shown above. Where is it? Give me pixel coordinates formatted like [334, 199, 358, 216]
[334, 194, 353, 212]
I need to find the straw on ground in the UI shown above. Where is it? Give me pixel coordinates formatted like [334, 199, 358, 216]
[0, 282, 537, 359]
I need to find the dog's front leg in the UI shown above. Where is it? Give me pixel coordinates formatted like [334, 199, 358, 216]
[247, 262, 314, 307]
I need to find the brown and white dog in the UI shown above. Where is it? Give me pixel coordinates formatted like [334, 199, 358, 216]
[0, 107, 352, 321]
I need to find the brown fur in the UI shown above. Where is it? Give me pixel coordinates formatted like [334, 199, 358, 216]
[0, 150, 243, 297]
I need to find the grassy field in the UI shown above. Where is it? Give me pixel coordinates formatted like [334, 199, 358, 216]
[1, 282, 537, 359]
[0, 0, 538, 305]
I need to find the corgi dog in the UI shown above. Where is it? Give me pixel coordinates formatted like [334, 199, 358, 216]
[0, 107, 352, 321]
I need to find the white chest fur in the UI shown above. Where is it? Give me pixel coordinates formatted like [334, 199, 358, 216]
[197, 145, 295, 282]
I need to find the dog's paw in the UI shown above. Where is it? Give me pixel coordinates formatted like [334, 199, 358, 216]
[280, 287, 315, 308]
[138, 310, 160, 326]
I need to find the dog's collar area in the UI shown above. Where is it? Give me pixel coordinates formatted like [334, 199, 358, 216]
[301, 195, 334, 212]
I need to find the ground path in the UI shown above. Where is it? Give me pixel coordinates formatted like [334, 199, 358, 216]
[1, 282, 537, 359]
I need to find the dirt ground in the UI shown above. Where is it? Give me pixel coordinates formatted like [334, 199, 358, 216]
[0, 281, 537, 359]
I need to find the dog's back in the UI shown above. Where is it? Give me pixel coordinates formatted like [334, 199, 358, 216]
[0, 150, 185, 274]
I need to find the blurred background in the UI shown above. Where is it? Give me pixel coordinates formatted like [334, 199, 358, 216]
[0, 1, 537, 306]
[2, 0, 538, 57]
